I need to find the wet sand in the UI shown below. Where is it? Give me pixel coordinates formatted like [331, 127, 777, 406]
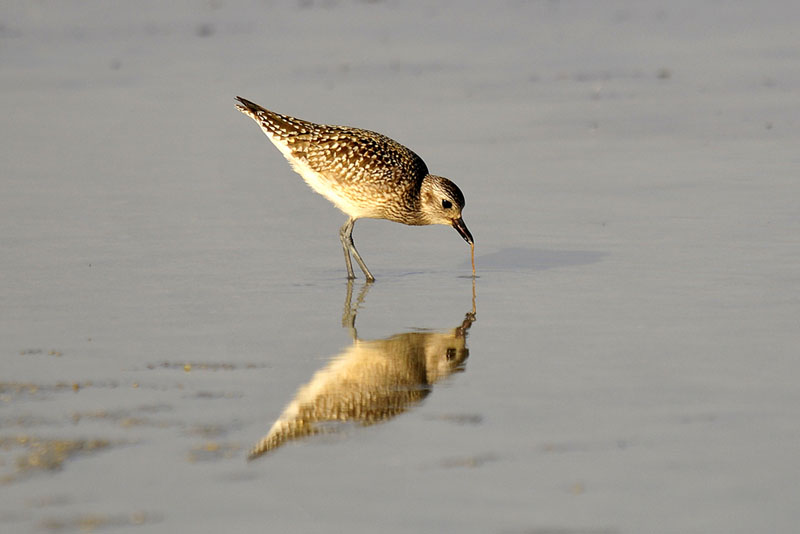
[2, 1, 800, 532]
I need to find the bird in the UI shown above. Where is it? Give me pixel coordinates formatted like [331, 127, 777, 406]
[235, 97, 473, 281]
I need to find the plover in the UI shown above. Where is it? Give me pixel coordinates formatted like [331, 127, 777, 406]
[235, 97, 473, 281]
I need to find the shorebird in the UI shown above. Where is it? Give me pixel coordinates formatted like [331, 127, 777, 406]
[235, 97, 473, 281]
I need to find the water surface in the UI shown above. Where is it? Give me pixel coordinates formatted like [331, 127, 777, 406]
[2, 1, 799, 533]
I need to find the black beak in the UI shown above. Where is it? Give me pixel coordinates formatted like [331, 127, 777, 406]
[452, 217, 474, 245]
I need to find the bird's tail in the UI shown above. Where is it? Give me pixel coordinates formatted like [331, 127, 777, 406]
[234, 96, 310, 139]
[234, 96, 265, 120]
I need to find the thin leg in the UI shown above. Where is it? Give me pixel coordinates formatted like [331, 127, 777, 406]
[339, 219, 356, 279]
[350, 238, 375, 282]
[339, 217, 375, 282]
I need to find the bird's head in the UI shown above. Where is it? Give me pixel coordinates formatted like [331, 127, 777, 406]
[419, 175, 473, 245]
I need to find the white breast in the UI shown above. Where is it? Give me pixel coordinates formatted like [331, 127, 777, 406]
[266, 130, 380, 219]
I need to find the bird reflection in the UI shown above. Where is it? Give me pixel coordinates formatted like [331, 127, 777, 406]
[249, 281, 476, 459]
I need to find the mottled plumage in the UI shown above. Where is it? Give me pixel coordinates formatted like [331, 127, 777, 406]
[235, 96, 473, 281]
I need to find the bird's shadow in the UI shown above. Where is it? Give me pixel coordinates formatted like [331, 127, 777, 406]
[468, 247, 606, 271]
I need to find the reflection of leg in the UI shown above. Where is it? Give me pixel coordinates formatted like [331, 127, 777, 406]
[341, 280, 373, 339]
[342, 279, 355, 332]
[339, 217, 375, 281]
[354, 279, 372, 308]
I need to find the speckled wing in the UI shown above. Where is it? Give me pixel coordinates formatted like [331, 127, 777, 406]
[290, 126, 429, 191]
[235, 97, 428, 196]
[290, 126, 432, 223]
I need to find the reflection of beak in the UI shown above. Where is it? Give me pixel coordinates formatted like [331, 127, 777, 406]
[452, 217, 474, 245]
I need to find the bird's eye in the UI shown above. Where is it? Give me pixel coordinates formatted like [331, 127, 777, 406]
[441, 199, 452, 210]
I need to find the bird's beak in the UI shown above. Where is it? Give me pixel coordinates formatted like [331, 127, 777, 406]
[452, 217, 474, 245]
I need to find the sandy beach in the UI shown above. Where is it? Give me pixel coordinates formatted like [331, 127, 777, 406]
[2, 1, 799, 532]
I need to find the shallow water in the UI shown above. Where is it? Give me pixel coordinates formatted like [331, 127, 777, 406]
[3, 1, 800, 532]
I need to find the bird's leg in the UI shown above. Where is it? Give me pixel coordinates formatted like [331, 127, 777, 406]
[350, 243, 375, 282]
[339, 218, 357, 279]
[339, 217, 375, 282]
[348, 226, 375, 282]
